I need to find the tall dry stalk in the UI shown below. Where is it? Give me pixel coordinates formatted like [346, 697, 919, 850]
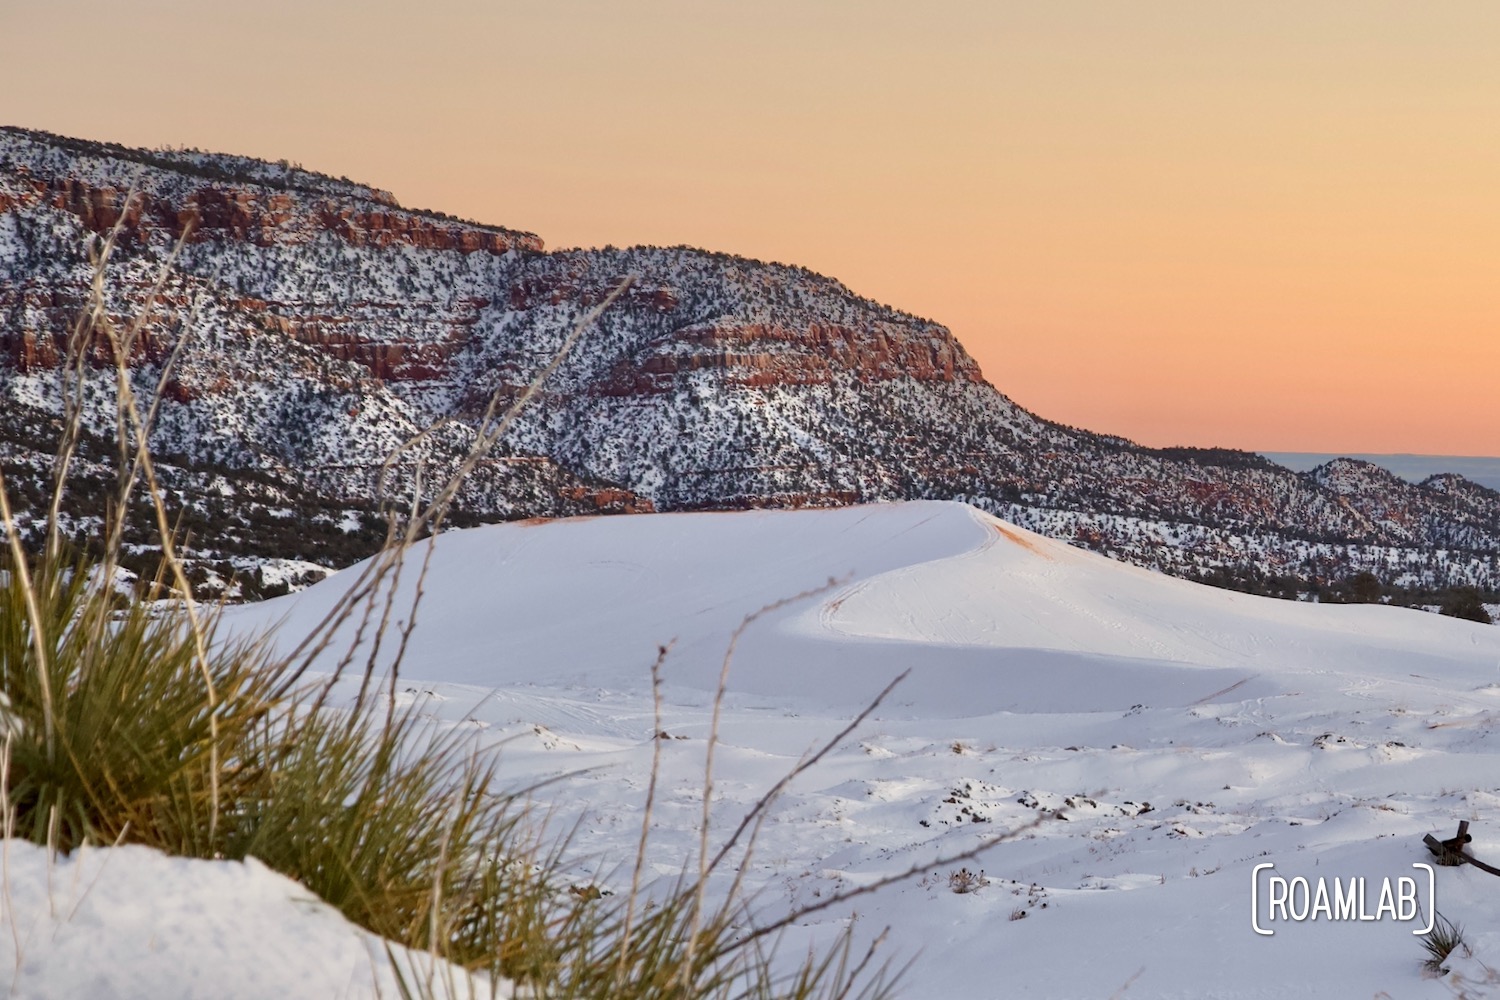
[275, 275, 636, 711]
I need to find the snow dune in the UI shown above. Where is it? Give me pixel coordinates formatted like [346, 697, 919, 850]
[14, 502, 1499, 997]
[236, 500, 1497, 716]
[223, 502, 1500, 997]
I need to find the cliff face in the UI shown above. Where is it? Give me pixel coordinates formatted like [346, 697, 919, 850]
[3, 126, 1498, 598]
[1, 127, 542, 390]
[0, 127, 644, 593]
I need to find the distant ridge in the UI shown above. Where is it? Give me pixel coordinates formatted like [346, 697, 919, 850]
[1262, 453, 1500, 493]
[3, 125, 1499, 603]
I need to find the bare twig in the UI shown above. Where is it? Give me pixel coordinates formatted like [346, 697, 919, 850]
[90, 227, 229, 836]
[272, 274, 635, 702]
[349, 462, 426, 727]
[714, 668, 908, 902]
[733, 810, 1056, 956]
[612, 642, 674, 989]
[43, 189, 142, 564]
[681, 576, 848, 985]
[0, 475, 55, 755]
[102, 227, 203, 569]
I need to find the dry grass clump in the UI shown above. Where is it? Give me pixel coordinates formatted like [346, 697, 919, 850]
[1420, 911, 1468, 974]
[0, 551, 278, 853]
[946, 867, 988, 894]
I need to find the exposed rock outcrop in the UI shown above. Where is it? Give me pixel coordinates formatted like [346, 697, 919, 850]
[3, 125, 1498, 600]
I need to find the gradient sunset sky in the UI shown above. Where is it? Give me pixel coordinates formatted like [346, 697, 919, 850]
[7, 2, 1498, 456]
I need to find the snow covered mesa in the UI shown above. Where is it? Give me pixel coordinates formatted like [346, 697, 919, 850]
[4, 126, 1500, 599]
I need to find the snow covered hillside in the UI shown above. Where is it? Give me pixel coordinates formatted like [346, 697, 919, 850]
[7, 126, 1500, 602]
[209, 501, 1500, 998]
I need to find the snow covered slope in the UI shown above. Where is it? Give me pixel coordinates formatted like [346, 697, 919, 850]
[219, 501, 1500, 998]
[0, 842, 491, 999]
[7, 126, 1500, 600]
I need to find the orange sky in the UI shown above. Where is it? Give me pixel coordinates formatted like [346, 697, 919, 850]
[6, 2, 1498, 456]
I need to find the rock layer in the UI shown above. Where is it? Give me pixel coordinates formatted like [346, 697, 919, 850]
[2, 126, 1497, 598]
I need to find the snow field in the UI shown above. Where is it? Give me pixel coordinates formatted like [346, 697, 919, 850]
[18, 500, 1497, 997]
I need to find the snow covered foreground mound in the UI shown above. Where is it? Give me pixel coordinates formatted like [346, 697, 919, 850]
[217, 503, 1499, 995]
[0, 841, 487, 999]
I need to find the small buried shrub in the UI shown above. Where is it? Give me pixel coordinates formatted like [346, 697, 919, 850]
[1421, 911, 1468, 973]
[948, 867, 989, 894]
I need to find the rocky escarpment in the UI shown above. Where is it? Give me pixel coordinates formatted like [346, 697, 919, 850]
[2, 126, 1498, 602]
[0, 127, 643, 593]
[460, 250, 1500, 583]
[1, 129, 541, 385]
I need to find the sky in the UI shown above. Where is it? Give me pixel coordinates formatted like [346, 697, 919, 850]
[5, 1, 1498, 456]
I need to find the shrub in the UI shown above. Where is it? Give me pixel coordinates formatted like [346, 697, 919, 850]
[1439, 587, 1493, 624]
[0, 551, 278, 852]
[948, 867, 988, 894]
[1348, 571, 1382, 604]
[1420, 912, 1467, 973]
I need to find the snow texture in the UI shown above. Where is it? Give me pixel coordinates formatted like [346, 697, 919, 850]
[185, 501, 1500, 998]
[0, 841, 492, 999]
